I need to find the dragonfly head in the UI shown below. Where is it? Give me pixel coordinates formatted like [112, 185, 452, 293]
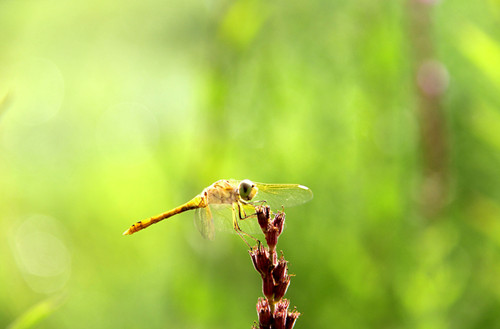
[238, 179, 258, 201]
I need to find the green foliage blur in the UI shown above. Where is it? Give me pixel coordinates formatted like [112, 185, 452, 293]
[1, 0, 500, 328]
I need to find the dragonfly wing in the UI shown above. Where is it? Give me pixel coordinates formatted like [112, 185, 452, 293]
[194, 207, 215, 240]
[253, 182, 313, 210]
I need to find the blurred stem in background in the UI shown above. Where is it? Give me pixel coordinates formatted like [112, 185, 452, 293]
[408, 0, 451, 218]
[0, 92, 11, 120]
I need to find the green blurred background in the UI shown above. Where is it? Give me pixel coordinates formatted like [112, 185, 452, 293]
[1, 0, 500, 328]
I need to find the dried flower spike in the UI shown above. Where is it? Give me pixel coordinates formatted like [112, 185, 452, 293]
[252, 206, 300, 328]
[257, 297, 272, 328]
[250, 244, 272, 276]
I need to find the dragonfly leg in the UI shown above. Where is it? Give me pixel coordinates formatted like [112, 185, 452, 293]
[240, 199, 268, 207]
[252, 200, 268, 206]
[232, 203, 260, 246]
[238, 202, 251, 220]
[237, 201, 259, 221]
[238, 199, 268, 220]
[238, 200, 273, 222]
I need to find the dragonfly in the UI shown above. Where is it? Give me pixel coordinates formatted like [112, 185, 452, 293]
[122, 179, 313, 240]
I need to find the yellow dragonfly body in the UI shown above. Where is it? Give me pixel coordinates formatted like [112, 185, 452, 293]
[123, 179, 312, 240]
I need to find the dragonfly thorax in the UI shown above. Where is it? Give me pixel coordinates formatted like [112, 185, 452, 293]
[204, 180, 241, 205]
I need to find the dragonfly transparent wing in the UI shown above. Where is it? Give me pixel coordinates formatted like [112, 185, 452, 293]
[194, 207, 215, 240]
[209, 203, 262, 235]
[253, 182, 313, 211]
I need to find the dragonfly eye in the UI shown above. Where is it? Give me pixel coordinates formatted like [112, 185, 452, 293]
[239, 179, 257, 201]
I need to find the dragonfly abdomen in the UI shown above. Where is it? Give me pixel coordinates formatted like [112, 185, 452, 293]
[123, 195, 205, 235]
